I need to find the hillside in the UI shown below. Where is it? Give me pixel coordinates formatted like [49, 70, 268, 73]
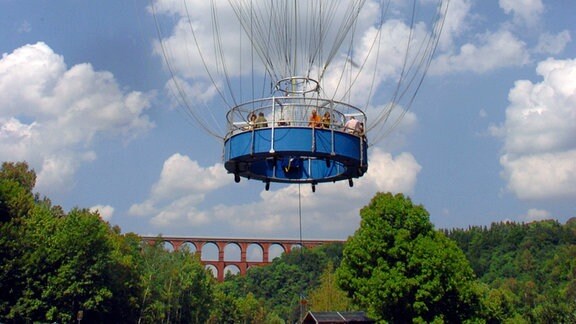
[445, 219, 576, 322]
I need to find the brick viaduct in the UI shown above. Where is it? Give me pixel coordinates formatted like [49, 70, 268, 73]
[141, 236, 345, 282]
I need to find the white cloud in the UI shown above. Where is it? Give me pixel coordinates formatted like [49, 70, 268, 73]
[151, 153, 230, 200]
[364, 149, 421, 194]
[499, 0, 543, 27]
[428, 0, 568, 75]
[497, 58, 576, 200]
[131, 148, 421, 238]
[522, 208, 551, 222]
[129, 153, 232, 226]
[431, 29, 530, 74]
[90, 205, 115, 221]
[150, 196, 211, 227]
[503, 58, 576, 155]
[0, 42, 154, 195]
[150, 0, 252, 80]
[128, 200, 156, 218]
[500, 150, 576, 200]
[17, 21, 32, 34]
[534, 31, 572, 55]
[436, 0, 472, 50]
[37, 153, 96, 191]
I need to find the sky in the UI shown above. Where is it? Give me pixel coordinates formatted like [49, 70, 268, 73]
[0, 0, 574, 241]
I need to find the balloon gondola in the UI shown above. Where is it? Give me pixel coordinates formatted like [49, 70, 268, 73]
[224, 77, 367, 190]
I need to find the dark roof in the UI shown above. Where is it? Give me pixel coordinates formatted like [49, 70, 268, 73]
[302, 311, 374, 324]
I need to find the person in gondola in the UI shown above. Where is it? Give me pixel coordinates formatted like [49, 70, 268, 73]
[277, 115, 289, 126]
[321, 111, 331, 129]
[246, 112, 257, 130]
[308, 109, 321, 128]
[344, 116, 360, 134]
[255, 112, 268, 128]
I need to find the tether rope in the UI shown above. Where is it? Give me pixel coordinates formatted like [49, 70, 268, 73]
[298, 183, 305, 320]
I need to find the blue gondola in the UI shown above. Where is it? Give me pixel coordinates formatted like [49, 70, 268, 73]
[224, 77, 367, 191]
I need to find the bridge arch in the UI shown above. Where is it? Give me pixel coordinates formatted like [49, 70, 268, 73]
[268, 243, 285, 261]
[162, 241, 175, 252]
[201, 242, 219, 261]
[180, 241, 197, 253]
[224, 243, 241, 261]
[205, 264, 218, 279]
[224, 264, 241, 277]
[246, 243, 264, 262]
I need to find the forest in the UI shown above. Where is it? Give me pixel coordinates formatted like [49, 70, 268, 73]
[1, 161, 575, 323]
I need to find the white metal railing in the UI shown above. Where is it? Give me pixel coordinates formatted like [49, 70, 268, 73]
[224, 96, 366, 139]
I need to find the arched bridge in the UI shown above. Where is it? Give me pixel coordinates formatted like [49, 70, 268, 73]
[141, 236, 345, 282]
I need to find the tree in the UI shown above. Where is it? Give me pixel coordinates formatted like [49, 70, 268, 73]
[5, 207, 118, 323]
[0, 162, 38, 318]
[137, 240, 214, 323]
[447, 219, 576, 320]
[0, 162, 36, 193]
[0, 161, 36, 222]
[103, 231, 145, 323]
[309, 262, 351, 312]
[236, 292, 266, 323]
[1, 202, 58, 321]
[337, 192, 482, 322]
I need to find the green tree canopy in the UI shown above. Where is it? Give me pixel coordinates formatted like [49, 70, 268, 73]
[337, 192, 482, 323]
[446, 219, 576, 322]
[309, 262, 351, 312]
[0, 162, 38, 315]
[137, 239, 214, 324]
[0, 161, 36, 223]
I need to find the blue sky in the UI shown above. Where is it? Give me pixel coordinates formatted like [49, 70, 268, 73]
[0, 0, 574, 240]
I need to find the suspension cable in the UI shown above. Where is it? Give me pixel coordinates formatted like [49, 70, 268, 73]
[150, 0, 223, 139]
